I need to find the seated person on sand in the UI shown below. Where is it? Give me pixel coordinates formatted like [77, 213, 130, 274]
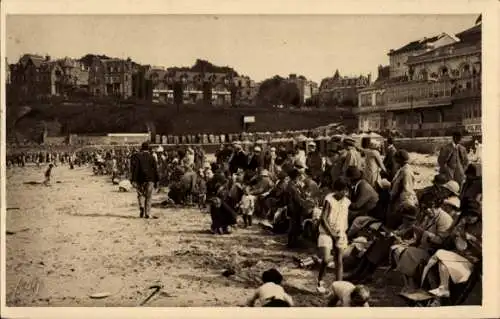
[250, 169, 275, 217]
[209, 197, 238, 235]
[326, 281, 371, 307]
[389, 199, 455, 293]
[417, 174, 450, 209]
[264, 167, 290, 220]
[344, 166, 379, 226]
[246, 268, 294, 307]
[420, 198, 482, 298]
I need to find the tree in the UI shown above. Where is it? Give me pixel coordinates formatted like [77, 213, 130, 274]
[281, 82, 301, 106]
[173, 81, 184, 107]
[203, 81, 212, 105]
[229, 83, 239, 106]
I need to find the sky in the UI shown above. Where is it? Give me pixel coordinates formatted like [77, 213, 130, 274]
[6, 14, 476, 83]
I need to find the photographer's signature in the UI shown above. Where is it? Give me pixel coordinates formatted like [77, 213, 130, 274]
[8, 276, 43, 303]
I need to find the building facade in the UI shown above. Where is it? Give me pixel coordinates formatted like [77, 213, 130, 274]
[9, 54, 64, 98]
[286, 74, 319, 105]
[146, 68, 257, 106]
[319, 70, 370, 107]
[356, 22, 481, 137]
[56, 57, 90, 92]
[387, 33, 458, 79]
[8, 54, 92, 100]
[88, 57, 134, 98]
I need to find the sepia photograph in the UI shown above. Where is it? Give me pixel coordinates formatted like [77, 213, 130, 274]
[1, 1, 499, 318]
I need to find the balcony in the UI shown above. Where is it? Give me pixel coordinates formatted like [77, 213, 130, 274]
[354, 76, 480, 114]
[407, 42, 481, 65]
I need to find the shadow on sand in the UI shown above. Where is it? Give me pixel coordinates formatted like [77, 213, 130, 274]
[66, 212, 141, 220]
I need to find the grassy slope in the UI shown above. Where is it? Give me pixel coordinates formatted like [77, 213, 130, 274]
[10, 102, 357, 141]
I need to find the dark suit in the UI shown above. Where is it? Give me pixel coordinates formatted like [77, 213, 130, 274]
[349, 179, 379, 224]
[438, 142, 469, 184]
[247, 154, 263, 171]
[285, 180, 308, 247]
[383, 144, 397, 180]
[228, 150, 248, 174]
[130, 151, 159, 217]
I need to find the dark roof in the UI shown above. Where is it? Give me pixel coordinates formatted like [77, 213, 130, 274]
[20, 54, 46, 68]
[455, 23, 481, 40]
[388, 35, 441, 56]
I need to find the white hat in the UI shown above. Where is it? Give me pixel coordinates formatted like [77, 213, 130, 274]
[379, 179, 391, 189]
[443, 196, 461, 209]
[254, 146, 262, 152]
[308, 141, 316, 147]
[260, 169, 270, 177]
[443, 180, 460, 196]
[156, 146, 164, 152]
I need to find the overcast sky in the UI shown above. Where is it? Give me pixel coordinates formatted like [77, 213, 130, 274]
[6, 14, 476, 83]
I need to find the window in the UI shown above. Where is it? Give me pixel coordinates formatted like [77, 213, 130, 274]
[441, 66, 449, 76]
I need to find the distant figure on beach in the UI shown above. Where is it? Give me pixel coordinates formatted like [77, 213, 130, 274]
[44, 163, 54, 186]
[130, 142, 159, 219]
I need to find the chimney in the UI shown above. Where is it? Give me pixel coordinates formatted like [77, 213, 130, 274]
[45, 55, 51, 62]
[367, 73, 371, 84]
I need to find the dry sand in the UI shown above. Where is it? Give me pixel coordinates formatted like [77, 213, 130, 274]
[5, 163, 437, 307]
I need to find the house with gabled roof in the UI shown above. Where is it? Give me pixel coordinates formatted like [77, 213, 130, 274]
[388, 32, 459, 79]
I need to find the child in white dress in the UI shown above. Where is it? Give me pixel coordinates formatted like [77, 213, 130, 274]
[317, 177, 351, 293]
[238, 187, 256, 227]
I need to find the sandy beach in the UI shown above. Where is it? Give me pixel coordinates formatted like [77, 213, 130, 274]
[5, 162, 437, 307]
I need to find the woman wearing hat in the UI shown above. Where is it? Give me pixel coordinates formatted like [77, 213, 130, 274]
[417, 174, 450, 210]
[340, 137, 363, 177]
[388, 150, 418, 229]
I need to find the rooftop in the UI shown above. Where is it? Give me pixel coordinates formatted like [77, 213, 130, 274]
[388, 33, 457, 56]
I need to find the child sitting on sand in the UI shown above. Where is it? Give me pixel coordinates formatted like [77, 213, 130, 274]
[326, 281, 370, 307]
[238, 187, 256, 227]
[246, 268, 294, 307]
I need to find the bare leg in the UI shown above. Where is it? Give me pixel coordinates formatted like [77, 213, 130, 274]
[335, 246, 344, 281]
[429, 261, 451, 297]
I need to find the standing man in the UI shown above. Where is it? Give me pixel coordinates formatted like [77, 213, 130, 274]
[438, 131, 469, 185]
[383, 137, 398, 181]
[285, 167, 308, 248]
[228, 141, 248, 175]
[306, 141, 323, 184]
[130, 142, 159, 219]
